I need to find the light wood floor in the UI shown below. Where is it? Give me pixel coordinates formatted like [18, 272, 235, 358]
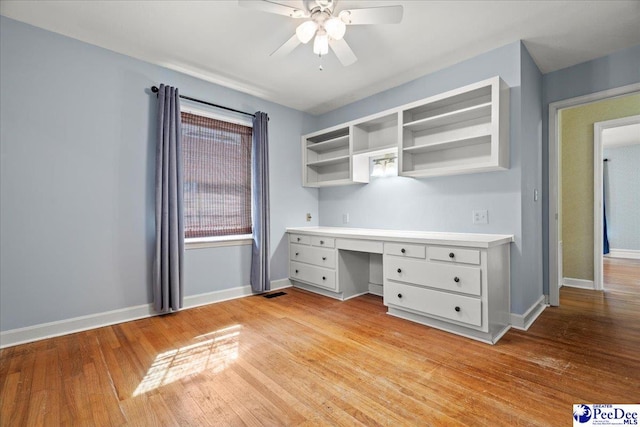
[603, 256, 640, 294]
[2, 281, 639, 426]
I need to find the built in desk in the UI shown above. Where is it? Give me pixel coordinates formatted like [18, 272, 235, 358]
[286, 227, 514, 344]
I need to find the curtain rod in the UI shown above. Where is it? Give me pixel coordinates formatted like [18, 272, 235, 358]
[151, 86, 255, 118]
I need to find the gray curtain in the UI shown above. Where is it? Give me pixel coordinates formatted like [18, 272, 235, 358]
[250, 112, 270, 292]
[153, 84, 184, 312]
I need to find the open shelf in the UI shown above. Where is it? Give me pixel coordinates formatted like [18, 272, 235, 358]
[301, 76, 509, 186]
[403, 134, 491, 154]
[353, 143, 398, 156]
[402, 140, 494, 177]
[306, 135, 349, 153]
[305, 157, 351, 186]
[303, 178, 356, 188]
[403, 103, 491, 132]
[307, 127, 349, 144]
[400, 77, 508, 178]
[352, 113, 399, 154]
[307, 155, 350, 168]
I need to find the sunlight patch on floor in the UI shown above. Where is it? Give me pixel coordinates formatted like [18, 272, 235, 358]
[133, 324, 241, 396]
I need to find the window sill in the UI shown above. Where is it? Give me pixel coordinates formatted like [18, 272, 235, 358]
[185, 234, 253, 250]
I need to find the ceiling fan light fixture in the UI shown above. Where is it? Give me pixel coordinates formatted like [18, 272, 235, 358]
[290, 9, 306, 18]
[325, 17, 346, 40]
[316, 0, 334, 10]
[338, 10, 352, 25]
[296, 21, 318, 44]
[313, 32, 329, 55]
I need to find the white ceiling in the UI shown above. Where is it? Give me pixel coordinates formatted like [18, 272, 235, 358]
[2, 0, 639, 115]
[603, 123, 640, 148]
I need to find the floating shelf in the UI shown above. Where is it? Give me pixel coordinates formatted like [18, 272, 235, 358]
[301, 76, 509, 186]
[403, 135, 491, 154]
[306, 135, 349, 153]
[307, 155, 350, 168]
[403, 103, 491, 132]
[352, 143, 398, 156]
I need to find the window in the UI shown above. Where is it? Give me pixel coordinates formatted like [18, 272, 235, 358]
[181, 110, 253, 240]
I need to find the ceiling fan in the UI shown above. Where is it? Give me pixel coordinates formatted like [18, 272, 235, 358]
[239, 0, 403, 66]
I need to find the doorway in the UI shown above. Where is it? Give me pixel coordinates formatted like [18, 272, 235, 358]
[547, 84, 640, 306]
[593, 115, 640, 291]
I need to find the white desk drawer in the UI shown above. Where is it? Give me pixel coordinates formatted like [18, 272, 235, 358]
[311, 236, 335, 248]
[428, 246, 480, 265]
[386, 257, 481, 296]
[290, 234, 311, 245]
[384, 242, 426, 259]
[290, 243, 336, 269]
[290, 261, 336, 291]
[384, 282, 482, 327]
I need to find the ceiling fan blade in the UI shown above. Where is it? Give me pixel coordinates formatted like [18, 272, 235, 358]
[271, 34, 301, 58]
[338, 5, 403, 25]
[238, 0, 309, 18]
[329, 38, 357, 66]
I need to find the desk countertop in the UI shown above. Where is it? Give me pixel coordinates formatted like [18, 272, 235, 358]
[286, 226, 514, 248]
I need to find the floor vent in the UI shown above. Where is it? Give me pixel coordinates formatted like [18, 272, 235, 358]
[263, 291, 287, 299]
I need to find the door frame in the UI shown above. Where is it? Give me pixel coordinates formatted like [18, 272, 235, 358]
[593, 115, 640, 290]
[547, 83, 640, 306]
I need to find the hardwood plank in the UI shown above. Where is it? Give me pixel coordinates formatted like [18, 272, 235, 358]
[2, 281, 639, 426]
[603, 257, 640, 294]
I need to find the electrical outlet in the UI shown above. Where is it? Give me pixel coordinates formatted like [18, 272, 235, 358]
[343, 213, 350, 224]
[473, 210, 488, 224]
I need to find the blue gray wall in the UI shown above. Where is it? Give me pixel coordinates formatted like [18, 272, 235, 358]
[3, 13, 638, 332]
[541, 44, 640, 294]
[313, 42, 544, 315]
[0, 16, 318, 331]
[603, 144, 640, 251]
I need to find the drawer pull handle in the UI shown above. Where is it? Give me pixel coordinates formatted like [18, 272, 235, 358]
[397, 293, 403, 299]
[449, 252, 455, 259]
[322, 256, 327, 261]
[397, 268, 402, 273]
[295, 252, 299, 256]
[297, 237, 301, 242]
[320, 240, 324, 245]
[322, 276, 326, 280]
[454, 276, 460, 283]
[295, 269, 299, 273]
[401, 248, 406, 254]
[455, 306, 461, 312]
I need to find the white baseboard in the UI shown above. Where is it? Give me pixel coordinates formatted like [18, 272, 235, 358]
[607, 249, 640, 260]
[0, 279, 291, 349]
[368, 282, 383, 297]
[563, 277, 595, 290]
[510, 295, 547, 331]
[269, 278, 293, 291]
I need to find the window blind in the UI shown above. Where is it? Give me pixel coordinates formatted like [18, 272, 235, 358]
[181, 112, 252, 238]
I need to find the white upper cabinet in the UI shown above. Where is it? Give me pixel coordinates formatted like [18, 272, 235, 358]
[301, 76, 509, 187]
[303, 126, 353, 187]
[400, 76, 509, 177]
